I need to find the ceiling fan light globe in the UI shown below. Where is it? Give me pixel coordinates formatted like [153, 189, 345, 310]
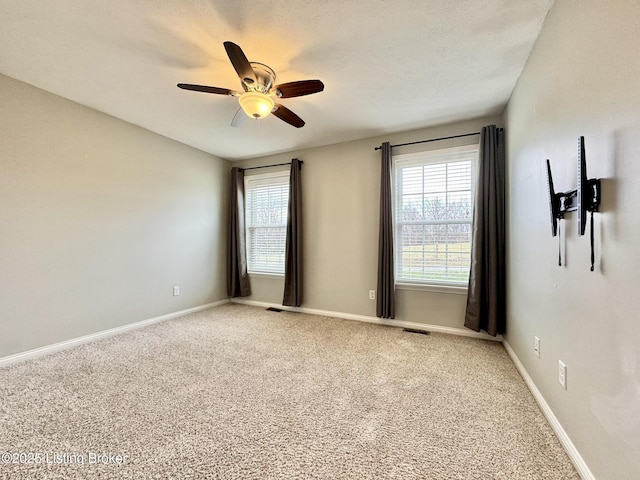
[239, 91, 274, 119]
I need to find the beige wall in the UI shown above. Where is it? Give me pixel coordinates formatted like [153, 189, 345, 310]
[0, 74, 230, 358]
[235, 115, 501, 329]
[505, 1, 640, 478]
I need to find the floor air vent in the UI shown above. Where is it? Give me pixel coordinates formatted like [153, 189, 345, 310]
[403, 328, 430, 335]
[266, 307, 283, 312]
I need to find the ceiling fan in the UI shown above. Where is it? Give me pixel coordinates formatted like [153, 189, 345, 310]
[178, 41, 324, 128]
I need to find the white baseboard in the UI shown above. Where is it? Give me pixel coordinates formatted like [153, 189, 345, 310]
[0, 299, 229, 368]
[502, 340, 595, 480]
[230, 298, 501, 342]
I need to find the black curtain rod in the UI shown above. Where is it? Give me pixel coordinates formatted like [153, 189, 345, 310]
[374, 131, 483, 151]
[239, 161, 302, 171]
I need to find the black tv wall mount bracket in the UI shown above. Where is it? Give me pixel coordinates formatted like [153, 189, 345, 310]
[546, 136, 602, 271]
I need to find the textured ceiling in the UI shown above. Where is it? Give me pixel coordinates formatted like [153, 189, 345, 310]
[0, 0, 554, 160]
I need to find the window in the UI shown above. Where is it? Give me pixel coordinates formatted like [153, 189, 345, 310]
[394, 145, 478, 287]
[245, 171, 290, 275]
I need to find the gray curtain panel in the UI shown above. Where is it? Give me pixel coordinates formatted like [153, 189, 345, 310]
[465, 125, 506, 336]
[227, 167, 251, 298]
[377, 142, 395, 319]
[283, 159, 303, 307]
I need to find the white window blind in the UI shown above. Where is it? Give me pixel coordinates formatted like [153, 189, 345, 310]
[394, 145, 478, 286]
[245, 172, 290, 275]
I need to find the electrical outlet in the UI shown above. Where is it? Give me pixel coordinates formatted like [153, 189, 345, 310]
[534, 336, 540, 358]
[369, 290, 376, 300]
[558, 360, 567, 389]
[173, 286, 180, 296]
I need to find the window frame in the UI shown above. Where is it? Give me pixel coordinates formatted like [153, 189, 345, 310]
[393, 144, 479, 291]
[244, 170, 290, 276]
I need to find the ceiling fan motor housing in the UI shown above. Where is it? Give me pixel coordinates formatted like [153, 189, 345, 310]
[245, 62, 276, 93]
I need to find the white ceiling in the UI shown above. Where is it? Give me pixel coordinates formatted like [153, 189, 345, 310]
[0, 0, 554, 160]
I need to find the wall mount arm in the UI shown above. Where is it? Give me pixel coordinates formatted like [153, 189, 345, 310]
[546, 136, 602, 270]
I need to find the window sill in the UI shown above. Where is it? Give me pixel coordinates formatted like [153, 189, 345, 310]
[396, 282, 468, 295]
[248, 272, 284, 279]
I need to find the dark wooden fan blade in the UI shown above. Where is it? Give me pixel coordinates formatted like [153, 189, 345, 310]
[223, 41, 257, 85]
[272, 104, 305, 128]
[177, 83, 234, 95]
[275, 80, 324, 98]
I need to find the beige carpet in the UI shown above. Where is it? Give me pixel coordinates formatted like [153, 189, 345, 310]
[0, 304, 578, 479]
